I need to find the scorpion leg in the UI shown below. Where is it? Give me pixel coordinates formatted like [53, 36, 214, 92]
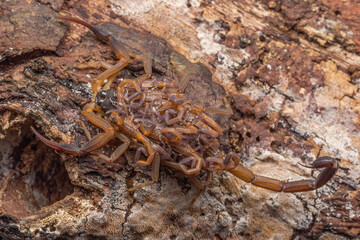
[178, 157, 197, 172]
[167, 141, 204, 175]
[72, 103, 116, 153]
[130, 56, 152, 82]
[84, 62, 118, 91]
[58, 16, 131, 95]
[117, 79, 141, 100]
[135, 133, 156, 166]
[76, 119, 129, 162]
[223, 152, 240, 170]
[201, 113, 223, 136]
[139, 121, 156, 136]
[88, 37, 130, 94]
[32, 104, 115, 156]
[92, 54, 128, 95]
[161, 159, 184, 171]
[128, 153, 160, 191]
[92, 131, 130, 162]
[176, 123, 197, 134]
[188, 171, 213, 209]
[120, 119, 156, 167]
[109, 36, 130, 60]
[228, 156, 338, 192]
[164, 145, 203, 175]
[181, 153, 202, 175]
[161, 127, 183, 142]
[160, 159, 212, 209]
[164, 107, 185, 125]
[95, 38, 152, 89]
[205, 157, 225, 171]
[110, 37, 152, 82]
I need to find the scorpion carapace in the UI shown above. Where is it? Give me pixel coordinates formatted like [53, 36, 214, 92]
[31, 15, 339, 207]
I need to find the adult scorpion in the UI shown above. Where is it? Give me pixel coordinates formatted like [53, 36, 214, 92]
[31, 16, 339, 207]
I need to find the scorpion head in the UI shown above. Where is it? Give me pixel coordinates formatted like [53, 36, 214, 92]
[95, 89, 117, 113]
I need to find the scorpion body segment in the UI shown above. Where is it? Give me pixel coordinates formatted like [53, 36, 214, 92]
[32, 16, 339, 207]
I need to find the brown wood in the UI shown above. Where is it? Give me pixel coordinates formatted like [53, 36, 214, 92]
[0, 0, 359, 239]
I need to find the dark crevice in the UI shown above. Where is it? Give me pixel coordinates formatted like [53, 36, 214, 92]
[121, 169, 137, 236]
[0, 112, 74, 219]
[0, 49, 58, 72]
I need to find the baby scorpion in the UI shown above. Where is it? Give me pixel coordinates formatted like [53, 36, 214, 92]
[31, 16, 339, 207]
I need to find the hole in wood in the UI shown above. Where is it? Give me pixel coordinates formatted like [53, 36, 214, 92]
[0, 112, 74, 219]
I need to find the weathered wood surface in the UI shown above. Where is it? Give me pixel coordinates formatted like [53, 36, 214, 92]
[0, 0, 359, 239]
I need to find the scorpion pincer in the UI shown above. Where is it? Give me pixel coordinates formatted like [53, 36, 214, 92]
[31, 15, 339, 207]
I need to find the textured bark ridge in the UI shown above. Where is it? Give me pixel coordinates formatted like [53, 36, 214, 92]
[0, 0, 359, 239]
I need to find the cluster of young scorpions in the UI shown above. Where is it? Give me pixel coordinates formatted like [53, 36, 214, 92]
[31, 16, 339, 207]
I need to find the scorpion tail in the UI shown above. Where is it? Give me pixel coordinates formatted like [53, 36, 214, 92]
[228, 156, 338, 192]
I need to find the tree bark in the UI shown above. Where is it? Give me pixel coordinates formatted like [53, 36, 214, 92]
[0, 0, 359, 239]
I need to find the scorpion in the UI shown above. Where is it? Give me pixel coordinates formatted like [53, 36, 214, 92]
[31, 16, 339, 208]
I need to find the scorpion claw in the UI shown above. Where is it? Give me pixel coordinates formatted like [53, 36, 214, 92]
[299, 156, 337, 169]
[299, 156, 339, 189]
[315, 166, 338, 188]
[31, 127, 85, 156]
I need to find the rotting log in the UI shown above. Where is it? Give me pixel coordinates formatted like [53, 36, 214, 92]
[0, 0, 359, 239]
